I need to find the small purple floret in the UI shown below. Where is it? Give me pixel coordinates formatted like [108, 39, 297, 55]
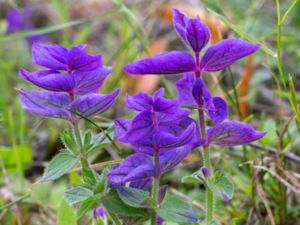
[200, 166, 211, 178]
[93, 207, 106, 219]
[221, 193, 231, 203]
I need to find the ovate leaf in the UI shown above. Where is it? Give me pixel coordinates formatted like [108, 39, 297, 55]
[117, 186, 150, 208]
[77, 196, 98, 219]
[40, 151, 79, 182]
[102, 189, 145, 217]
[157, 192, 198, 223]
[57, 199, 77, 225]
[208, 171, 234, 201]
[64, 186, 93, 205]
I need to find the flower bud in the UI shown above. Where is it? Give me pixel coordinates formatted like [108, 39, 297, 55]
[200, 166, 211, 178]
[93, 207, 106, 219]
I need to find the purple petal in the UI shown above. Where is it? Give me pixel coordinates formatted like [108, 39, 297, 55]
[207, 97, 228, 123]
[153, 88, 165, 100]
[186, 18, 210, 53]
[200, 38, 260, 72]
[158, 185, 168, 204]
[93, 207, 106, 219]
[156, 214, 164, 225]
[119, 111, 154, 142]
[18, 89, 70, 119]
[176, 73, 197, 106]
[157, 108, 190, 124]
[159, 146, 193, 174]
[66, 45, 101, 72]
[129, 178, 153, 190]
[19, 69, 75, 92]
[70, 89, 120, 117]
[153, 98, 179, 114]
[131, 137, 156, 156]
[173, 8, 189, 45]
[207, 121, 267, 146]
[123, 51, 196, 75]
[32, 43, 68, 70]
[73, 66, 111, 95]
[6, 8, 24, 33]
[114, 119, 131, 138]
[157, 123, 198, 149]
[126, 92, 153, 111]
[192, 77, 212, 107]
[107, 153, 154, 185]
[200, 166, 211, 178]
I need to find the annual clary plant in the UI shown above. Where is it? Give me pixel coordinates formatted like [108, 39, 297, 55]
[17, 8, 266, 225]
[123, 8, 266, 225]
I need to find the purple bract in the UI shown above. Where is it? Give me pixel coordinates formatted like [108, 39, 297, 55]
[18, 43, 119, 123]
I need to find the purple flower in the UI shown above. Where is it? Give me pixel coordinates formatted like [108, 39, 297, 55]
[177, 73, 228, 123]
[207, 121, 266, 146]
[6, 8, 47, 44]
[173, 8, 210, 53]
[200, 166, 211, 178]
[93, 207, 106, 219]
[123, 9, 259, 77]
[18, 88, 120, 122]
[18, 44, 120, 123]
[108, 89, 203, 188]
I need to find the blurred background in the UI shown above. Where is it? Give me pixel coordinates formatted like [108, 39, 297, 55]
[0, 0, 299, 224]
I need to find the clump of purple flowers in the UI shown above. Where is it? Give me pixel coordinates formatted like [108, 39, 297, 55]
[16, 7, 268, 225]
[6, 7, 47, 44]
[119, 8, 266, 224]
[18, 43, 119, 124]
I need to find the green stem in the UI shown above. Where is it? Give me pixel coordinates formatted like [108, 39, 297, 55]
[73, 124, 92, 180]
[198, 109, 214, 225]
[275, 0, 286, 90]
[151, 150, 160, 225]
[107, 211, 122, 225]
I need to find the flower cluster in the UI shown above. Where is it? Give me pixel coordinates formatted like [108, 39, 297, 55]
[18, 43, 119, 124]
[6, 7, 47, 44]
[123, 8, 266, 149]
[107, 88, 203, 189]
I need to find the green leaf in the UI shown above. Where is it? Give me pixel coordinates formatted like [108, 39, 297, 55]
[40, 151, 79, 182]
[206, 8, 277, 58]
[94, 167, 110, 194]
[64, 186, 93, 205]
[57, 199, 77, 225]
[77, 196, 98, 219]
[208, 171, 234, 201]
[102, 189, 145, 217]
[0, 145, 32, 172]
[182, 170, 204, 184]
[61, 129, 78, 155]
[117, 186, 150, 208]
[157, 192, 198, 223]
[89, 128, 115, 151]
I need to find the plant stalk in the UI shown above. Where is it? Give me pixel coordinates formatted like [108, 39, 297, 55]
[198, 109, 214, 225]
[151, 150, 160, 225]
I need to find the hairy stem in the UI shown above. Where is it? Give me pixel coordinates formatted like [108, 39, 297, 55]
[198, 109, 214, 224]
[107, 211, 122, 225]
[151, 150, 160, 225]
[73, 124, 91, 180]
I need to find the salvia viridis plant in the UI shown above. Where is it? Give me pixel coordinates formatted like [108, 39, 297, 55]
[17, 8, 267, 225]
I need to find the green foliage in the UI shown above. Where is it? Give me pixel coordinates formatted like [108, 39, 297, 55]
[57, 199, 77, 225]
[102, 189, 146, 217]
[157, 191, 198, 223]
[77, 196, 98, 219]
[116, 186, 150, 208]
[40, 150, 79, 182]
[208, 171, 234, 201]
[0, 145, 32, 173]
[65, 186, 93, 205]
